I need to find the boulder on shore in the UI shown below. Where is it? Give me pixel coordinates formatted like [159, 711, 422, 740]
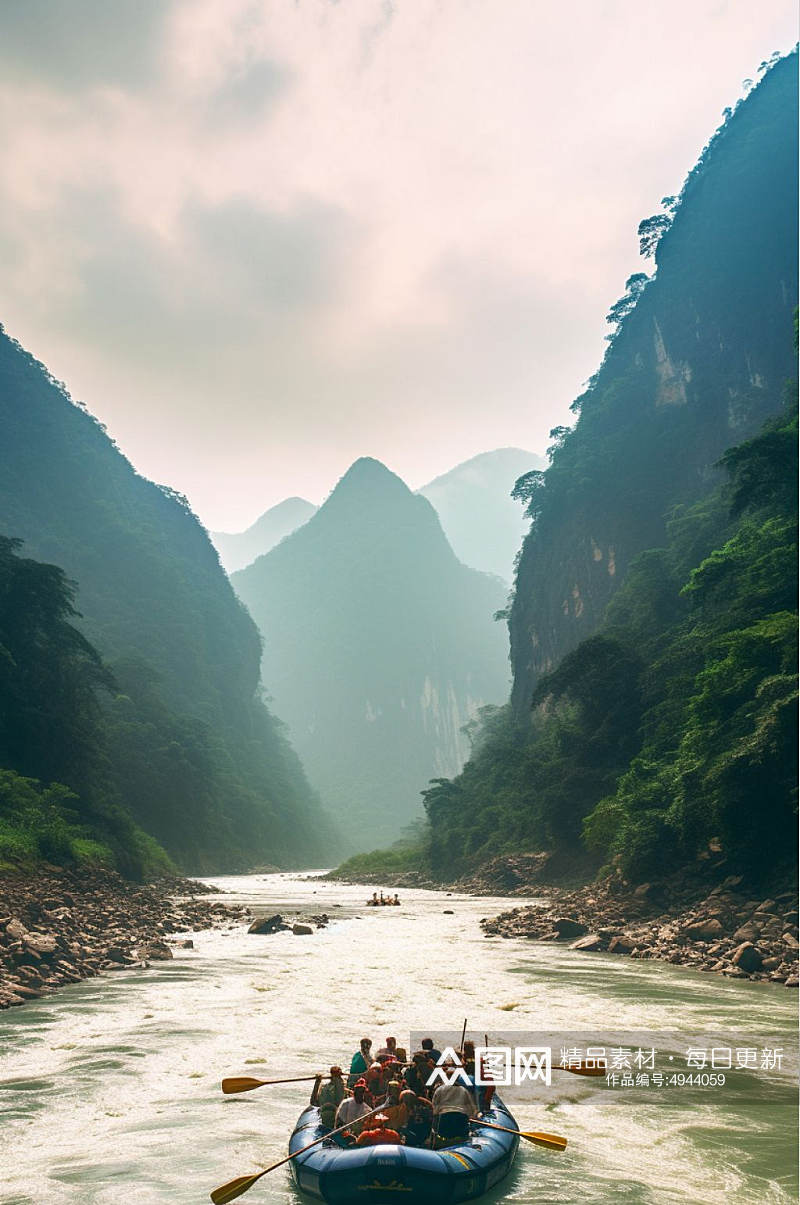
[733, 923, 760, 943]
[684, 918, 724, 941]
[553, 917, 587, 939]
[608, 934, 637, 954]
[569, 934, 604, 952]
[731, 942, 762, 973]
[292, 923, 313, 936]
[105, 946, 131, 963]
[248, 914, 286, 935]
[142, 941, 173, 961]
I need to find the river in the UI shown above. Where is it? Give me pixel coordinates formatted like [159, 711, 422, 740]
[0, 872, 796, 1204]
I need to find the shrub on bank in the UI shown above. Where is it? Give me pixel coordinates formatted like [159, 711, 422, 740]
[0, 768, 172, 878]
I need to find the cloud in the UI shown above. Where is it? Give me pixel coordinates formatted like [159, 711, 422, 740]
[205, 58, 292, 129]
[0, 0, 794, 529]
[26, 184, 359, 399]
[184, 196, 353, 310]
[0, 0, 167, 88]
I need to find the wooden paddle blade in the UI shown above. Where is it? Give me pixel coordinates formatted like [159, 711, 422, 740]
[221, 1077, 266, 1094]
[210, 1170, 266, 1204]
[522, 1131, 568, 1151]
[562, 1063, 607, 1077]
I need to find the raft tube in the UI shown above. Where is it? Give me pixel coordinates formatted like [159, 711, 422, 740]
[288, 1096, 520, 1204]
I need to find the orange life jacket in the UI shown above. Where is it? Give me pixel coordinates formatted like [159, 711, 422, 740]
[356, 1126, 402, 1146]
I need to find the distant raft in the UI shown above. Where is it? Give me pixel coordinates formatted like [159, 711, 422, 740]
[288, 1095, 520, 1204]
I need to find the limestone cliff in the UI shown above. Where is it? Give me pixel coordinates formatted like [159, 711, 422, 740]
[510, 53, 798, 716]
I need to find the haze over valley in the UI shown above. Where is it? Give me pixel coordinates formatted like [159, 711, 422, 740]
[232, 457, 512, 848]
[0, 15, 797, 1203]
[0, 46, 796, 879]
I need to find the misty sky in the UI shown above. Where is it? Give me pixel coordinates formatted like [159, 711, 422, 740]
[0, 2, 795, 531]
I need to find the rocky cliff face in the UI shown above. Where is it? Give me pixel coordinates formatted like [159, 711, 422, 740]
[510, 53, 798, 717]
[233, 457, 509, 848]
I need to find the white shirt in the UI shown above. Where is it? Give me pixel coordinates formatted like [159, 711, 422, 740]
[335, 1097, 372, 1128]
[431, 1083, 477, 1117]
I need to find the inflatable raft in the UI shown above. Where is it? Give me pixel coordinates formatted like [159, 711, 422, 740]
[288, 1096, 520, 1204]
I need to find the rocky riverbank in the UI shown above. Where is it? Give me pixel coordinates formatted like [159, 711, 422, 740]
[481, 871, 799, 986]
[0, 864, 245, 1009]
[329, 852, 798, 986]
[326, 852, 593, 895]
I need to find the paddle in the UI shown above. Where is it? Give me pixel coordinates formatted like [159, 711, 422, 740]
[222, 1074, 333, 1095]
[555, 1062, 607, 1078]
[222, 1064, 413, 1095]
[210, 1102, 384, 1204]
[469, 1116, 567, 1152]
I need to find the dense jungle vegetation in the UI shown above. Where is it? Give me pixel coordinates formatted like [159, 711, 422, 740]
[0, 535, 169, 877]
[421, 401, 797, 882]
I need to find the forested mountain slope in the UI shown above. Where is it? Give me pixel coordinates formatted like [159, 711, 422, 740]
[0, 329, 338, 871]
[233, 458, 509, 848]
[510, 52, 797, 715]
[212, 497, 317, 574]
[0, 535, 170, 877]
[418, 448, 543, 581]
[424, 400, 797, 881]
[412, 53, 798, 885]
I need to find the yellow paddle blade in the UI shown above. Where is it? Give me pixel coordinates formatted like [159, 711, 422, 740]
[521, 1131, 567, 1151]
[221, 1077, 266, 1094]
[470, 1117, 567, 1151]
[210, 1169, 266, 1204]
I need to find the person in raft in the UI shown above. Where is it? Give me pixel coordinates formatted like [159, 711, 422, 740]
[367, 893, 379, 906]
[316, 1066, 346, 1129]
[365, 1060, 395, 1102]
[399, 1090, 433, 1147]
[376, 1036, 405, 1062]
[383, 1083, 428, 1136]
[402, 1051, 433, 1097]
[379, 1035, 408, 1063]
[335, 1080, 372, 1134]
[356, 1112, 404, 1146]
[461, 1040, 476, 1078]
[431, 1065, 478, 1142]
[348, 1037, 372, 1086]
[379, 1079, 403, 1120]
[421, 1036, 442, 1062]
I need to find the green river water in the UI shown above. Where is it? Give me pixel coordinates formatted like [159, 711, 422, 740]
[0, 872, 796, 1204]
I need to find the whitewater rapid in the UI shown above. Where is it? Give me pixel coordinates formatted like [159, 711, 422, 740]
[0, 873, 796, 1204]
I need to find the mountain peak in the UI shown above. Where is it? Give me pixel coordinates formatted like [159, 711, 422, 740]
[211, 496, 316, 573]
[319, 458, 421, 520]
[231, 459, 509, 851]
[333, 457, 411, 495]
[421, 447, 541, 493]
